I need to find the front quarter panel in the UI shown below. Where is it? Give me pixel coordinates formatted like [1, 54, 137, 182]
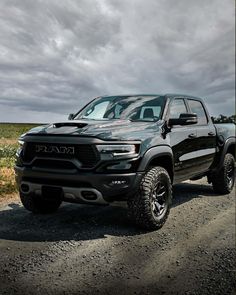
[138, 145, 173, 172]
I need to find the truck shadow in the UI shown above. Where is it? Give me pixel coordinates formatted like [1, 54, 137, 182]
[0, 181, 220, 243]
[172, 181, 217, 207]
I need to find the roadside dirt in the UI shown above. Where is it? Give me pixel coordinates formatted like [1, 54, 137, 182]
[0, 139, 17, 145]
[0, 178, 235, 295]
[0, 193, 18, 207]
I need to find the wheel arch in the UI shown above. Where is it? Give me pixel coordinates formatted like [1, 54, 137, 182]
[218, 137, 236, 169]
[226, 142, 235, 158]
[138, 146, 174, 182]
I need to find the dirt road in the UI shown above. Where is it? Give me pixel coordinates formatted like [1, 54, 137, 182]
[0, 178, 235, 295]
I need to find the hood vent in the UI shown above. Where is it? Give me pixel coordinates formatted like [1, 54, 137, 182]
[53, 122, 88, 128]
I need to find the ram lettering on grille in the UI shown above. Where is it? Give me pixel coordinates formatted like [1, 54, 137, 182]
[35, 145, 75, 155]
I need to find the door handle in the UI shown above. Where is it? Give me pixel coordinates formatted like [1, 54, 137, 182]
[188, 133, 197, 138]
[208, 132, 215, 136]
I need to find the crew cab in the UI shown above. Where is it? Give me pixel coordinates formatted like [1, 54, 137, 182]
[15, 94, 235, 230]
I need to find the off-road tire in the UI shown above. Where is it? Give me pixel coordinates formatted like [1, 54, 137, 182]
[128, 166, 172, 230]
[212, 153, 235, 194]
[20, 193, 62, 214]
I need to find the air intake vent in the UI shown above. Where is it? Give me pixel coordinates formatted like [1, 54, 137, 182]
[53, 122, 87, 128]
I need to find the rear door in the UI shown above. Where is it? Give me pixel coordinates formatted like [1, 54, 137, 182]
[186, 98, 216, 173]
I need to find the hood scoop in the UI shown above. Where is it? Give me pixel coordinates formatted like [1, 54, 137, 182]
[53, 122, 88, 128]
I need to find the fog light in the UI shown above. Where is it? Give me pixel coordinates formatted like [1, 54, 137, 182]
[20, 183, 30, 193]
[81, 191, 97, 200]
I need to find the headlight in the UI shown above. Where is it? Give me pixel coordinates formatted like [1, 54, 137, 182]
[16, 140, 25, 156]
[18, 140, 25, 147]
[96, 144, 138, 157]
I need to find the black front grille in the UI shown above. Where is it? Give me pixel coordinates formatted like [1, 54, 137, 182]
[76, 145, 100, 168]
[23, 143, 100, 168]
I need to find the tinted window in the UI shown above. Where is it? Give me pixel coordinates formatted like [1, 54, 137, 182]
[140, 106, 161, 119]
[188, 100, 208, 125]
[169, 99, 187, 119]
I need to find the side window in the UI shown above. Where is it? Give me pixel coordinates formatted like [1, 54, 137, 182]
[169, 99, 187, 119]
[188, 100, 208, 125]
[140, 106, 161, 119]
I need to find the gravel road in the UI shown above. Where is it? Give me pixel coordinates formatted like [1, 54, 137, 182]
[0, 178, 235, 295]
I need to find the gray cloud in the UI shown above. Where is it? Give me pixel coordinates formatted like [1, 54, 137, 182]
[0, 0, 234, 122]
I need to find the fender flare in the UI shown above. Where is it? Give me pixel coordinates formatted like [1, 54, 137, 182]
[217, 137, 236, 169]
[138, 145, 174, 172]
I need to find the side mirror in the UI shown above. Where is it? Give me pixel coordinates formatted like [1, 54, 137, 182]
[169, 113, 198, 126]
[68, 113, 74, 120]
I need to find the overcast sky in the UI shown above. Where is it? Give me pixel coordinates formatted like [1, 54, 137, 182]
[0, 0, 235, 123]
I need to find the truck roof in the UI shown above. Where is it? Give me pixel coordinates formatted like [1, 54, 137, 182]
[101, 94, 203, 101]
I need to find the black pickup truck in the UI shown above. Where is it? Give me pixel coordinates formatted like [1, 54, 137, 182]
[15, 94, 235, 230]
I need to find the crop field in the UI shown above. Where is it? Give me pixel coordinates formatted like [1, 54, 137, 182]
[0, 123, 38, 198]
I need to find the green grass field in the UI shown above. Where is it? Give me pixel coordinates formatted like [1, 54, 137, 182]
[0, 123, 38, 197]
[0, 123, 38, 139]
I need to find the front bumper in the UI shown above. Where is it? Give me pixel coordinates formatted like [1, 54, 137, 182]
[15, 165, 144, 204]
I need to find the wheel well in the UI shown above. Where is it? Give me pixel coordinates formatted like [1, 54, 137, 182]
[148, 156, 173, 182]
[227, 144, 235, 158]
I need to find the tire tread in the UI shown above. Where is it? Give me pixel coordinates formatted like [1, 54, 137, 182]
[212, 153, 235, 194]
[128, 166, 172, 230]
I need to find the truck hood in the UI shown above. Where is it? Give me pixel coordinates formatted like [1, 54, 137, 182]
[25, 119, 163, 141]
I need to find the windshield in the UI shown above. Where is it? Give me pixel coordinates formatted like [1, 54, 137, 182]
[74, 95, 166, 121]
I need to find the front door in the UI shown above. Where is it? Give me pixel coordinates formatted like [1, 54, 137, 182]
[167, 98, 200, 182]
